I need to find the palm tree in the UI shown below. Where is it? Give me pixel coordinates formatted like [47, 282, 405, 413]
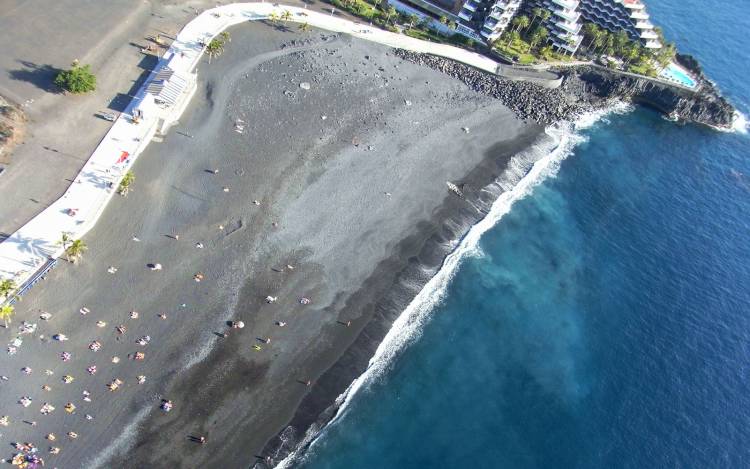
[407, 14, 419, 30]
[268, 11, 280, 23]
[448, 20, 457, 31]
[528, 7, 544, 31]
[622, 43, 641, 67]
[529, 26, 548, 52]
[539, 45, 553, 59]
[65, 239, 87, 264]
[0, 304, 13, 327]
[281, 10, 293, 22]
[220, 31, 231, 43]
[118, 171, 135, 196]
[582, 23, 600, 50]
[59, 232, 72, 250]
[507, 30, 520, 47]
[206, 38, 224, 64]
[539, 9, 551, 26]
[613, 30, 629, 56]
[512, 15, 529, 33]
[0, 279, 17, 301]
[385, 6, 397, 24]
[298, 22, 312, 33]
[439, 15, 448, 25]
[566, 36, 578, 56]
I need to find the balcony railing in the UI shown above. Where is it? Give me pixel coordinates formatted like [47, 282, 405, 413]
[462, 1, 479, 12]
[458, 9, 473, 20]
[551, 0, 579, 9]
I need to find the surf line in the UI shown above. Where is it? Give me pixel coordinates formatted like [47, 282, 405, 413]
[273, 101, 633, 468]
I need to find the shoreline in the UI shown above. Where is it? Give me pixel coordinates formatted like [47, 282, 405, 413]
[114, 29, 548, 464]
[263, 104, 623, 467]
[0, 22, 548, 469]
[260, 125, 548, 467]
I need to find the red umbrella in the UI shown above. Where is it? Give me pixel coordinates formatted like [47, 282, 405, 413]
[117, 151, 129, 164]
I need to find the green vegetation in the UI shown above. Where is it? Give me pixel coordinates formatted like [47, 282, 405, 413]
[59, 232, 71, 250]
[329, 0, 381, 20]
[65, 239, 87, 264]
[298, 22, 312, 33]
[320, 0, 476, 48]
[0, 279, 17, 301]
[0, 304, 14, 327]
[491, 25, 572, 65]
[54, 62, 96, 94]
[118, 171, 136, 196]
[580, 22, 676, 77]
[206, 39, 225, 63]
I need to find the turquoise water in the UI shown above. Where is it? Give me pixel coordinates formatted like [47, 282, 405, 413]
[295, 0, 750, 467]
[660, 63, 697, 88]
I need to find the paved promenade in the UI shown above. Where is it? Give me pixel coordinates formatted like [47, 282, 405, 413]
[0, 2, 505, 299]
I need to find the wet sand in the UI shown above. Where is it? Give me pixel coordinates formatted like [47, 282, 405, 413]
[0, 22, 542, 468]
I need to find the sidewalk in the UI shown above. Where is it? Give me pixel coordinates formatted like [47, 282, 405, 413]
[0, 2, 506, 298]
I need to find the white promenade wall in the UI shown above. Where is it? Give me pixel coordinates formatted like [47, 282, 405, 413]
[0, 2, 506, 299]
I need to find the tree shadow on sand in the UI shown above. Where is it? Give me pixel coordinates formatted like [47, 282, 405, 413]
[7, 60, 63, 94]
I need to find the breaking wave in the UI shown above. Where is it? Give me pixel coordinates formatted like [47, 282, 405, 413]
[274, 101, 633, 469]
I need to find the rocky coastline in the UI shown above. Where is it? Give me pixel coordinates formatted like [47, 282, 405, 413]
[394, 49, 736, 130]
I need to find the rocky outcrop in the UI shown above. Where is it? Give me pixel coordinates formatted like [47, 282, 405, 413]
[0, 96, 26, 162]
[394, 49, 591, 124]
[395, 49, 736, 130]
[561, 65, 735, 129]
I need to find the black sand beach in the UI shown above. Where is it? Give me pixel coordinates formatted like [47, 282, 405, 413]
[0, 22, 543, 468]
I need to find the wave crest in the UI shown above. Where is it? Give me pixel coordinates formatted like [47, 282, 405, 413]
[274, 101, 632, 469]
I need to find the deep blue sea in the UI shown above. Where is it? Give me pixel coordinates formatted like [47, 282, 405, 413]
[295, 0, 750, 467]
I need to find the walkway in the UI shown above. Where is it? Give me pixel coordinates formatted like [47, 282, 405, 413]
[0, 2, 507, 298]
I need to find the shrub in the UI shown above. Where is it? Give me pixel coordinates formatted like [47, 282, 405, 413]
[54, 64, 96, 94]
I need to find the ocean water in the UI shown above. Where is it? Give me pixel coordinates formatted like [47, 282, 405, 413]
[293, 0, 750, 467]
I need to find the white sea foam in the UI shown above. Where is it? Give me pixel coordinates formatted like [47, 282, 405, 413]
[731, 110, 748, 134]
[84, 405, 153, 469]
[274, 101, 632, 469]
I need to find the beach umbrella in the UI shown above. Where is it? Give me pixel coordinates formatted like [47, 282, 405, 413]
[117, 151, 129, 164]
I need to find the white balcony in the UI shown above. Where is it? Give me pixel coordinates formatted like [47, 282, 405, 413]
[462, 1, 479, 12]
[640, 29, 658, 39]
[554, 8, 580, 23]
[458, 9, 473, 20]
[489, 9, 512, 21]
[556, 19, 581, 34]
[551, 0, 578, 9]
[635, 20, 654, 29]
[644, 39, 662, 49]
[630, 10, 648, 20]
[493, 0, 521, 8]
[622, 0, 645, 9]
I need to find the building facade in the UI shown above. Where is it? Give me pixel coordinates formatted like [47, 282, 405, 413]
[579, 0, 661, 50]
[394, 0, 661, 54]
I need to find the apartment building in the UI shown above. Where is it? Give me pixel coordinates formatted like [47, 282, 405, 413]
[525, 0, 661, 54]
[393, 0, 661, 53]
[579, 0, 661, 49]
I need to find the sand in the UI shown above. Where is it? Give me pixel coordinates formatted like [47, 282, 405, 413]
[0, 22, 543, 468]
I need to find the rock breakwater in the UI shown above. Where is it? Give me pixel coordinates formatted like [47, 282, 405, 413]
[395, 49, 736, 130]
[394, 49, 590, 125]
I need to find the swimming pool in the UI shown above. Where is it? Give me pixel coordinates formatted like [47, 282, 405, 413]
[659, 63, 697, 89]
